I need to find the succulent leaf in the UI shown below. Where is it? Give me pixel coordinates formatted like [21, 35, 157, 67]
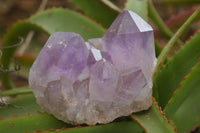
[30, 8, 105, 40]
[0, 113, 71, 133]
[154, 31, 200, 108]
[0, 86, 31, 97]
[165, 60, 200, 133]
[0, 21, 49, 89]
[132, 98, 176, 133]
[124, 0, 148, 21]
[155, 9, 199, 74]
[68, 0, 119, 28]
[0, 94, 43, 119]
[30, 121, 143, 133]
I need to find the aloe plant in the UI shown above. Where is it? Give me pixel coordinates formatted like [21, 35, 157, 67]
[0, 0, 200, 133]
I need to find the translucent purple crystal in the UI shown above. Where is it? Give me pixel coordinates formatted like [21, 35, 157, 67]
[29, 10, 157, 125]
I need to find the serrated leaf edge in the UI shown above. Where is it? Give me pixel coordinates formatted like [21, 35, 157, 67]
[165, 58, 200, 110]
[0, 110, 44, 121]
[131, 98, 176, 133]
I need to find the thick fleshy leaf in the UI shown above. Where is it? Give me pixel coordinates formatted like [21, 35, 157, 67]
[36, 121, 143, 133]
[148, 0, 175, 39]
[0, 21, 49, 89]
[155, 9, 199, 73]
[0, 113, 71, 133]
[0, 86, 32, 97]
[124, 0, 148, 21]
[68, 0, 119, 28]
[131, 98, 176, 133]
[0, 94, 43, 119]
[30, 8, 105, 40]
[0, 118, 143, 133]
[164, 61, 200, 133]
[153, 31, 200, 108]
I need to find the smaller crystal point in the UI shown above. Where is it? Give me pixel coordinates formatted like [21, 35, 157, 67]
[89, 60, 119, 102]
[29, 10, 157, 125]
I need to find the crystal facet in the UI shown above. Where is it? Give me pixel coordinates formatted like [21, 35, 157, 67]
[29, 10, 157, 125]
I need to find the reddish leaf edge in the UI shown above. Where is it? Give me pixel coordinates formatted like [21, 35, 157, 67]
[165, 58, 200, 109]
[0, 110, 44, 121]
[130, 114, 147, 133]
[153, 9, 199, 79]
[130, 98, 177, 133]
[0, 108, 137, 133]
[153, 29, 200, 78]
[25, 121, 135, 133]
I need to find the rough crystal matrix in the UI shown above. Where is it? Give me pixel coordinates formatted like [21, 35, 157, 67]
[29, 10, 157, 125]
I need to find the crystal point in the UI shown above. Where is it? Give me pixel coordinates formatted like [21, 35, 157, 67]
[29, 10, 157, 125]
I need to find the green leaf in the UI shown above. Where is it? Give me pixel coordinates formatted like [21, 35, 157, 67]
[36, 121, 143, 133]
[0, 94, 43, 119]
[0, 86, 32, 97]
[68, 0, 119, 28]
[155, 41, 162, 57]
[0, 113, 71, 133]
[164, 61, 200, 133]
[0, 21, 49, 89]
[154, 9, 199, 77]
[30, 8, 105, 40]
[124, 0, 148, 21]
[148, 0, 173, 38]
[148, 0, 184, 46]
[153, 32, 200, 108]
[131, 98, 175, 133]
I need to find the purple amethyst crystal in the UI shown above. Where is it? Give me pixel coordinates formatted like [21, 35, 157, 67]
[29, 10, 157, 125]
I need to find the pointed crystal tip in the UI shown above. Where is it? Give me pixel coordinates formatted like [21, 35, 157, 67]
[105, 10, 153, 36]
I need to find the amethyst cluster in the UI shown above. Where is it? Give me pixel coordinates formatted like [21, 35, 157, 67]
[29, 10, 157, 125]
